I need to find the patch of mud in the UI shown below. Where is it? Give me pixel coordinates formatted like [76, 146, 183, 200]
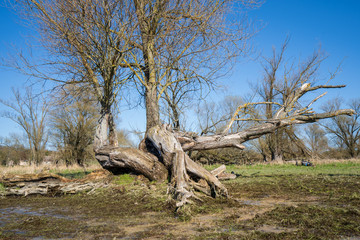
[257, 224, 298, 233]
[0, 206, 74, 220]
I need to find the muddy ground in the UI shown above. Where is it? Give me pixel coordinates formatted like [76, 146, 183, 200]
[1, 163, 360, 239]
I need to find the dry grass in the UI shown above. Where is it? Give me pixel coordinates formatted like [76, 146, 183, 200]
[247, 158, 360, 166]
[0, 161, 102, 176]
[309, 158, 360, 165]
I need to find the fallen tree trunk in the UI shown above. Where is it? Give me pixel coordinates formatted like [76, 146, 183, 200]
[95, 146, 168, 181]
[0, 170, 112, 196]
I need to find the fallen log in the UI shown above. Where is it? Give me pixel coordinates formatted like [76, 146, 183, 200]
[211, 165, 226, 177]
[95, 146, 168, 182]
[0, 169, 111, 196]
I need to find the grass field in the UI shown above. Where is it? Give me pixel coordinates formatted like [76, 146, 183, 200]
[0, 160, 359, 239]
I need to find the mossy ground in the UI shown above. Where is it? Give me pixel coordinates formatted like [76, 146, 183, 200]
[1, 161, 359, 239]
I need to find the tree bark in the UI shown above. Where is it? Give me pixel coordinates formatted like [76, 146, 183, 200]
[0, 170, 111, 196]
[145, 84, 161, 133]
[108, 112, 118, 147]
[95, 146, 168, 182]
[94, 109, 118, 151]
[94, 112, 109, 151]
[147, 125, 228, 206]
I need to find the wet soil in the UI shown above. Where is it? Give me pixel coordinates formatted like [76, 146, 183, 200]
[1, 172, 360, 239]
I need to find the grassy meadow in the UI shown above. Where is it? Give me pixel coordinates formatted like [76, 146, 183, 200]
[0, 160, 359, 239]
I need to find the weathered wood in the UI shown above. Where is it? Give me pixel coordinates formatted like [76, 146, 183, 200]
[94, 112, 110, 151]
[147, 125, 228, 204]
[217, 172, 237, 180]
[174, 108, 355, 153]
[210, 165, 226, 177]
[174, 83, 354, 153]
[0, 172, 70, 185]
[185, 156, 228, 197]
[95, 146, 168, 181]
[146, 124, 182, 167]
[0, 170, 111, 196]
[171, 150, 195, 207]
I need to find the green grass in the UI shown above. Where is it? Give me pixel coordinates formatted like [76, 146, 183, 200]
[112, 173, 136, 185]
[0, 183, 5, 194]
[205, 161, 360, 177]
[53, 169, 92, 179]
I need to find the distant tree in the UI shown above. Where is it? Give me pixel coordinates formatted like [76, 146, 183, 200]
[116, 129, 135, 148]
[0, 134, 30, 166]
[161, 77, 201, 131]
[322, 98, 360, 158]
[50, 86, 98, 166]
[197, 96, 245, 135]
[246, 39, 331, 162]
[0, 87, 49, 165]
[10, 0, 134, 148]
[305, 123, 328, 158]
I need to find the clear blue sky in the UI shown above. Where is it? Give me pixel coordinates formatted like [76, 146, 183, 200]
[0, 0, 360, 140]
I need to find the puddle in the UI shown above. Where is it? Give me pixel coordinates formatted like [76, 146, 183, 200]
[242, 200, 262, 206]
[0, 206, 74, 220]
[0, 205, 76, 237]
[257, 224, 298, 233]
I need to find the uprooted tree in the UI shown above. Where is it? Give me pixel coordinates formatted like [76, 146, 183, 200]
[8, 0, 354, 208]
[96, 81, 354, 207]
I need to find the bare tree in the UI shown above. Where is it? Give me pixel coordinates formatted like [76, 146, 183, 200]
[246, 39, 332, 162]
[0, 87, 49, 165]
[322, 98, 360, 158]
[161, 77, 201, 130]
[119, 0, 258, 132]
[9, 0, 137, 148]
[305, 123, 328, 158]
[50, 86, 99, 166]
[10, 0, 258, 147]
[0, 134, 30, 166]
[197, 96, 245, 135]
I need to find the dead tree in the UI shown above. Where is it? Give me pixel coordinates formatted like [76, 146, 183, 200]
[0, 87, 49, 165]
[95, 82, 354, 207]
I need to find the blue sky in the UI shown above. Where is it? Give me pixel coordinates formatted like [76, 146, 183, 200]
[0, 0, 360, 140]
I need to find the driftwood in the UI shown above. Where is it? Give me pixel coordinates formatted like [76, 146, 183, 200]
[93, 82, 355, 208]
[0, 169, 111, 196]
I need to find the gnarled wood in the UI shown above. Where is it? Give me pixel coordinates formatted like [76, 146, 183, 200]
[92, 82, 354, 208]
[0, 170, 111, 196]
[210, 165, 226, 177]
[147, 124, 228, 205]
[95, 146, 168, 182]
[170, 150, 195, 207]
